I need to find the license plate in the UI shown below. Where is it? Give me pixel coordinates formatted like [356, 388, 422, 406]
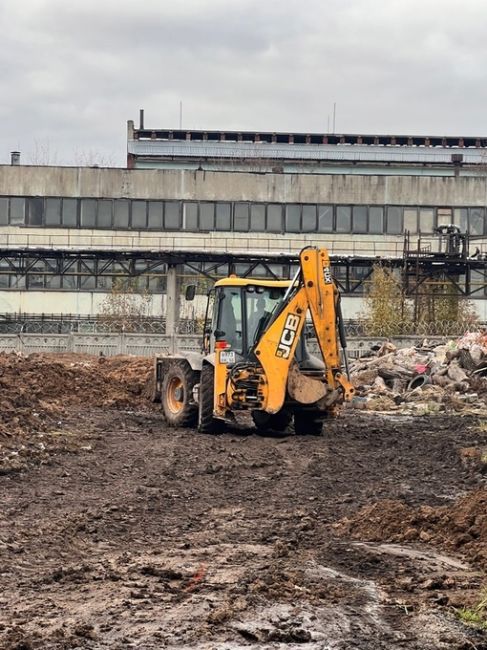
[220, 350, 236, 365]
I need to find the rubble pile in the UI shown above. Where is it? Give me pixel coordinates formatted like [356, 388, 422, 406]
[0, 353, 152, 437]
[350, 331, 487, 414]
[335, 488, 487, 569]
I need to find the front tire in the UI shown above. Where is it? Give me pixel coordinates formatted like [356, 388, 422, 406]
[161, 361, 198, 427]
[293, 411, 324, 436]
[252, 409, 292, 433]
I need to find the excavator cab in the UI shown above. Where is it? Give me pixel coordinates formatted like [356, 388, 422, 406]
[202, 280, 289, 359]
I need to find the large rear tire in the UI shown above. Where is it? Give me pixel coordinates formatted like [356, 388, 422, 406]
[198, 364, 222, 434]
[293, 411, 324, 436]
[161, 361, 198, 428]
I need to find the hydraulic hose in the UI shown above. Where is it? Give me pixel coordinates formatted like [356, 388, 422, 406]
[336, 295, 350, 380]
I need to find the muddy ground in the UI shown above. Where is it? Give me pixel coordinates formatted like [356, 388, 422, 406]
[0, 355, 487, 649]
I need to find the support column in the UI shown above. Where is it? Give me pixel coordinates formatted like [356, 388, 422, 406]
[166, 264, 182, 354]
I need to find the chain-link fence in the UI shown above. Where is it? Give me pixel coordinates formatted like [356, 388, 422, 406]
[0, 314, 484, 338]
[352, 319, 486, 338]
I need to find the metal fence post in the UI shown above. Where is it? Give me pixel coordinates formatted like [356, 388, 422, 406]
[166, 264, 182, 354]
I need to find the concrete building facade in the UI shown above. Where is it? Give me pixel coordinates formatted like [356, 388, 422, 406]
[0, 123, 486, 321]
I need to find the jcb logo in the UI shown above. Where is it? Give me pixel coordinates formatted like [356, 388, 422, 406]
[323, 265, 333, 284]
[276, 313, 301, 359]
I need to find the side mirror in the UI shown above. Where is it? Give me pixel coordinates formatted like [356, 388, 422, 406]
[185, 284, 196, 301]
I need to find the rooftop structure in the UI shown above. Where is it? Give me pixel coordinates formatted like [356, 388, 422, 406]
[127, 114, 487, 175]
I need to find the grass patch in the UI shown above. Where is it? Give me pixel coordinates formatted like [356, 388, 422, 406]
[456, 587, 487, 630]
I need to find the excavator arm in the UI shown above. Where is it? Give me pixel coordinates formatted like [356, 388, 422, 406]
[253, 247, 354, 414]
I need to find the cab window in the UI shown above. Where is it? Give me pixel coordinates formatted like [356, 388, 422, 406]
[216, 287, 243, 353]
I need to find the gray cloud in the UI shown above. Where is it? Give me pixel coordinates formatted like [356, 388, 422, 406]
[1, 0, 487, 166]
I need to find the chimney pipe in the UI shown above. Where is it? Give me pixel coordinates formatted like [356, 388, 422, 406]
[11, 151, 20, 166]
[139, 109, 144, 130]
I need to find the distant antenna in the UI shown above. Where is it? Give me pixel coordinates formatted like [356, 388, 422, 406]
[179, 101, 183, 129]
[327, 115, 330, 133]
[332, 102, 336, 133]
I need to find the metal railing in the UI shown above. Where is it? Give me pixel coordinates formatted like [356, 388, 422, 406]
[0, 332, 202, 357]
[0, 230, 412, 257]
[0, 329, 483, 359]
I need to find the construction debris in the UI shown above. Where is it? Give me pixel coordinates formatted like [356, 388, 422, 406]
[350, 331, 487, 414]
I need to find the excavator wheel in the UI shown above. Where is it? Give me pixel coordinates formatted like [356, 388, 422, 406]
[161, 360, 198, 428]
[252, 409, 292, 434]
[198, 364, 223, 434]
[293, 411, 324, 436]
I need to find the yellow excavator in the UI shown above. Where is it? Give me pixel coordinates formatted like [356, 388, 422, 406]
[153, 247, 354, 434]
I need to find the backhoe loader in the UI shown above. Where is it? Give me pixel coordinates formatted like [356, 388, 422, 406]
[153, 247, 354, 434]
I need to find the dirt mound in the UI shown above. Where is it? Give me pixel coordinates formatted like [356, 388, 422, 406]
[335, 488, 487, 569]
[0, 352, 152, 438]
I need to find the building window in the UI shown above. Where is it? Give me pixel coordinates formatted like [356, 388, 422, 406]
[199, 203, 215, 230]
[250, 204, 266, 231]
[0, 198, 8, 225]
[80, 199, 97, 228]
[302, 205, 317, 232]
[113, 200, 130, 228]
[79, 260, 96, 289]
[453, 208, 468, 232]
[317, 205, 333, 232]
[26, 198, 44, 226]
[62, 199, 78, 227]
[369, 206, 383, 234]
[63, 275, 78, 290]
[386, 207, 402, 234]
[285, 204, 301, 232]
[165, 201, 181, 229]
[0, 261, 9, 288]
[267, 204, 282, 232]
[27, 273, 45, 289]
[132, 201, 147, 229]
[419, 209, 434, 233]
[10, 198, 25, 226]
[469, 207, 485, 235]
[182, 202, 198, 230]
[350, 265, 370, 293]
[352, 206, 367, 234]
[10, 275, 26, 289]
[148, 201, 163, 230]
[45, 198, 62, 226]
[234, 203, 250, 231]
[215, 203, 231, 231]
[97, 200, 112, 228]
[45, 259, 61, 289]
[403, 208, 418, 234]
[437, 208, 452, 228]
[336, 206, 351, 233]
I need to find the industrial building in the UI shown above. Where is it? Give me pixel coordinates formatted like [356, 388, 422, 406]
[0, 115, 486, 325]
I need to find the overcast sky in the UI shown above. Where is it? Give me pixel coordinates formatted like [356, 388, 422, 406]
[1, 0, 487, 166]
